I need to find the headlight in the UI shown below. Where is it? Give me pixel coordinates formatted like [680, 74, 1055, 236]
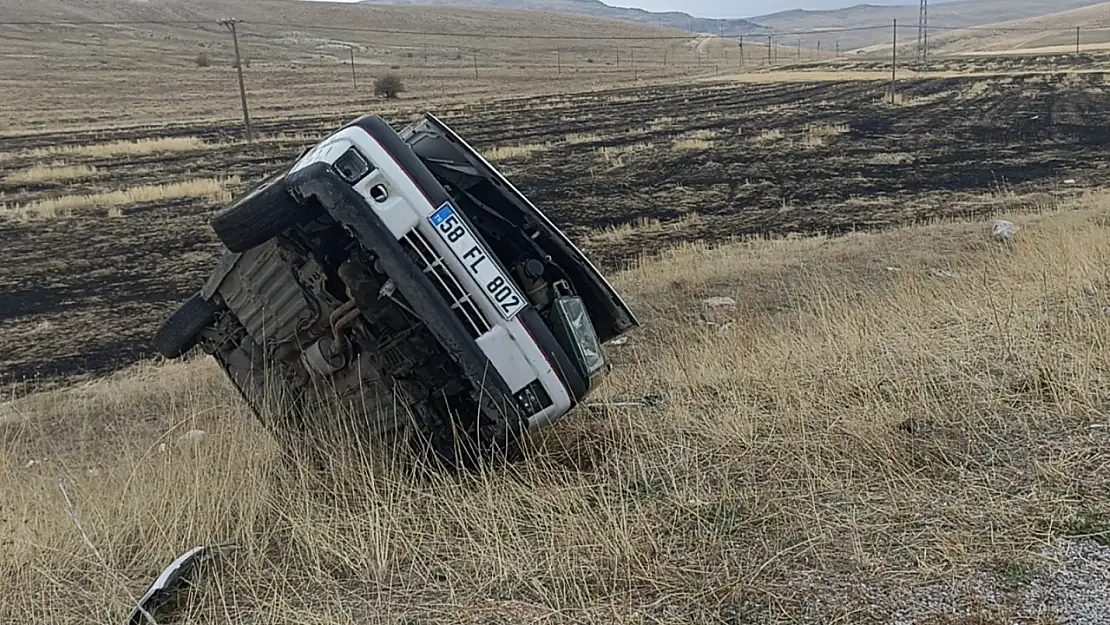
[552, 296, 605, 377]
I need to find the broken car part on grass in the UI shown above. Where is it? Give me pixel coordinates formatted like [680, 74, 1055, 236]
[127, 543, 236, 625]
[152, 112, 638, 470]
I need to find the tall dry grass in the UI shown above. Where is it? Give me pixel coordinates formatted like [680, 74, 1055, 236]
[1, 176, 239, 219]
[24, 136, 209, 159]
[5, 163, 98, 184]
[2, 202, 1109, 623]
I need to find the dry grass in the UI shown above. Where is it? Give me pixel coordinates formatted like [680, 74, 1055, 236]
[757, 128, 785, 144]
[672, 130, 717, 151]
[595, 142, 653, 168]
[564, 132, 604, 145]
[25, 137, 209, 160]
[3, 199, 1110, 622]
[483, 142, 553, 161]
[5, 163, 98, 183]
[1, 177, 239, 219]
[806, 122, 851, 138]
[867, 152, 918, 165]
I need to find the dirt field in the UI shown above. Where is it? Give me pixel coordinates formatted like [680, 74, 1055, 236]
[2, 70, 1108, 389]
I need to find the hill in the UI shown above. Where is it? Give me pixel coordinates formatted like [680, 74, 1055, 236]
[360, 0, 765, 36]
[751, 0, 1105, 51]
[921, 2, 1110, 55]
[0, 0, 719, 129]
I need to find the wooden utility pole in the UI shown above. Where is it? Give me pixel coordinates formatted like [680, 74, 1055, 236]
[473, 48, 478, 78]
[219, 18, 252, 142]
[1076, 26, 1081, 54]
[767, 36, 772, 64]
[349, 47, 357, 90]
[739, 35, 744, 65]
[557, 48, 561, 74]
[891, 19, 898, 101]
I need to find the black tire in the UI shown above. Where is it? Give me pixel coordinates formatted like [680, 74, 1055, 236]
[152, 293, 217, 359]
[210, 170, 307, 253]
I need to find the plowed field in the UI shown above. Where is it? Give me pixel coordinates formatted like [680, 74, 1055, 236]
[3, 72, 1107, 387]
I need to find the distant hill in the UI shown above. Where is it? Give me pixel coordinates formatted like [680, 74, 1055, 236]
[912, 1, 1110, 56]
[751, 0, 1105, 51]
[359, 0, 765, 36]
[0, 0, 697, 63]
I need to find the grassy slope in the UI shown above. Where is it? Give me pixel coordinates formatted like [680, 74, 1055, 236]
[3, 197, 1109, 623]
[359, 0, 763, 36]
[925, 2, 1110, 55]
[750, 0, 1104, 52]
[0, 0, 687, 61]
[0, 0, 715, 129]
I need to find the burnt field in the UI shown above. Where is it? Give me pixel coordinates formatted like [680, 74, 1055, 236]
[2, 72, 1107, 388]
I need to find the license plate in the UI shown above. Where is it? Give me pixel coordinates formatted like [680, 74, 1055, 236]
[429, 202, 527, 320]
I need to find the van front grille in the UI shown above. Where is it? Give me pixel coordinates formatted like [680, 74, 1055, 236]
[400, 229, 492, 339]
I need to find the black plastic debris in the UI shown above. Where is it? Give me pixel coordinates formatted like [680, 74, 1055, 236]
[127, 543, 236, 625]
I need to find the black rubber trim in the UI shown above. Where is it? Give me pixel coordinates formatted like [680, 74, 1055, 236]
[284, 162, 519, 425]
[343, 115, 452, 208]
[516, 307, 589, 404]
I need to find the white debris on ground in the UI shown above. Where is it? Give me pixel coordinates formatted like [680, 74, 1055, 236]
[992, 219, 1018, 242]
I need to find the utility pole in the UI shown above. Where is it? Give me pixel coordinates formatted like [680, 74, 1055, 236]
[473, 48, 479, 79]
[1076, 26, 1081, 55]
[349, 47, 357, 90]
[891, 19, 898, 101]
[739, 35, 744, 65]
[818, 40, 822, 57]
[218, 18, 252, 142]
[917, 0, 928, 65]
[767, 36, 773, 64]
[557, 48, 561, 74]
